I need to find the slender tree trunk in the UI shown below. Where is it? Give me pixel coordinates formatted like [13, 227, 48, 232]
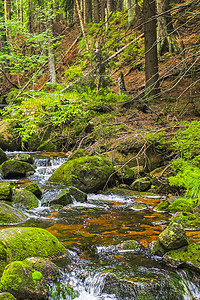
[16, 0, 19, 21]
[28, 1, 34, 33]
[143, 0, 160, 98]
[157, 0, 179, 58]
[75, 0, 89, 51]
[47, 5, 56, 83]
[84, 0, 92, 23]
[124, 0, 137, 24]
[4, 0, 11, 42]
[100, 0, 106, 21]
[107, 0, 114, 14]
[116, 0, 123, 11]
[94, 0, 100, 23]
[20, 0, 23, 26]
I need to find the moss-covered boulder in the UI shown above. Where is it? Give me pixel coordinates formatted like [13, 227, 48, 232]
[0, 182, 14, 201]
[67, 149, 87, 161]
[152, 221, 188, 256]
[171, 212, 200, 228]
[37, 140, 57, 152]
[24, 183, 42, 199]
[0, 227, 67, 273]
[50, 190, 73, 206]
[1, 160, 35, 179]
[0, 292, 16, 299]
[115, 165, 136, 184]
[14, 153, 34, 164]
[12, 189, 39, 209]
[168, 198, 197, 214]
[68, 186, 87, 203]
[0, 203, 27, 224]
[0, 149, 8, 165]
[118, 239, 145, 253]
[130, 177, 151, 191]
[0, 260, 47, 299]
[163, 242, 200, 272]
[49, 155, 114, 193]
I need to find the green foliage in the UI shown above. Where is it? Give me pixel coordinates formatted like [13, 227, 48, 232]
[64, 65, 83, 82]
[168, 197, 197, 213]
[172, 121, 200, 161]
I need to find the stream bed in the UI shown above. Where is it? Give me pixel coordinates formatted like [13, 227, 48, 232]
[1, 152, 200, 299]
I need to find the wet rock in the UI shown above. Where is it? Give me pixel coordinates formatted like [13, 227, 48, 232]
[14, 153, 34, 164]
[115, 165, 136, 184]
[170, 211, 200, 228]
[0, 292, 16, 299]
[24, 183, 42, 199]
[67, 149, 87, 161]
[0, 182, 14, 201]
[50, 190, 73, 206]
[163, 242, 200, 272]
[68, 186, 87, 203]
[0, 227, 67, 273]
[12, 189, 39, 209]
[49, 155, 114, 193]
[0, 203, 27, 224]
[118, 239, 145, 252]
[130, 177, 151, 191]
[37, 140, 57, 152]
[0, 148, 8, 165]
[0, 260, 48, 299]
[131, 202, 147, 210]
[1, 160, 35, 179]
[152, 221, 189, 256]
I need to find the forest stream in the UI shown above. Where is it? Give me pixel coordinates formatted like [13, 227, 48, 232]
[1, 152, 200, 300]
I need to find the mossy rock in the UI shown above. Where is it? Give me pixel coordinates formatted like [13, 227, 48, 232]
[68, 186, 87, 203]
[171, 212, 200, 228]
[0, 203, 27, 224]
[168, 198, 197, 214]
[163, 242, 200, 272]
[152, 221, 188, 256]
[0, 149, 8, 165]
[0, 260, 47, 299]
[0, 227, 67, 273]
[131, 202, 147, 210]
[50, 190, 73, 206]
[1, 160, 35, 179]
[24, 183, 42, 199]
[49, 155, 114, 193]
[12, 189, 39, 209]
[0, 292, 16, 299]
[0, 182, 14, 201]
[130, 165, 145, 177]
[37, 140, 57, 152]
[67, 149, 87, 161]
[155, 200, 169, 211]
[120, 239, 142, 251]
[14, 153, 34, 164]
[130, 177, 151, 191]
[115, 165, 136, 184]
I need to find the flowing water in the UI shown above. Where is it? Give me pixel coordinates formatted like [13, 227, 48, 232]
[2, 152, 200, 299]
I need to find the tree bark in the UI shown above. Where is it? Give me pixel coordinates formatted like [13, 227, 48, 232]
[94, 0, 100, 23]
[4, 0, 11, 42]
[157, 0, 179, 57]
[100, 0, 106, 21]
[84, 0, 92, 23]
[107, 0, 114, 14]
[124, 0, 137, 24]
[75, 0, 89, 51]
[47, 5, 56, 83]
[143, 0, 160, 98]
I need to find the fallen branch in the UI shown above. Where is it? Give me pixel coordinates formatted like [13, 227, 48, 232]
[0, 69, 19, 89]
[62, 33, 82, 60]
[103, 141, 148, 191]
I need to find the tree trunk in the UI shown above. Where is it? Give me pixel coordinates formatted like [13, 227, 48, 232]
[94, 0, 100, 23]
[107, 0, 114, 14]
[124, 0, 137, 24]
[84, 0, 92, 23]
[75, 0, 89, 51]
[47, 5, 56, 83]
[20, 0, 23, 26]
[28, 0, 34, 33]
[143, 0, 160, 98]
[100, 0, 106, 21]
[4, 0, 11, 42]
[116, 0, 123, 11]
[157, 0, 179, 57]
